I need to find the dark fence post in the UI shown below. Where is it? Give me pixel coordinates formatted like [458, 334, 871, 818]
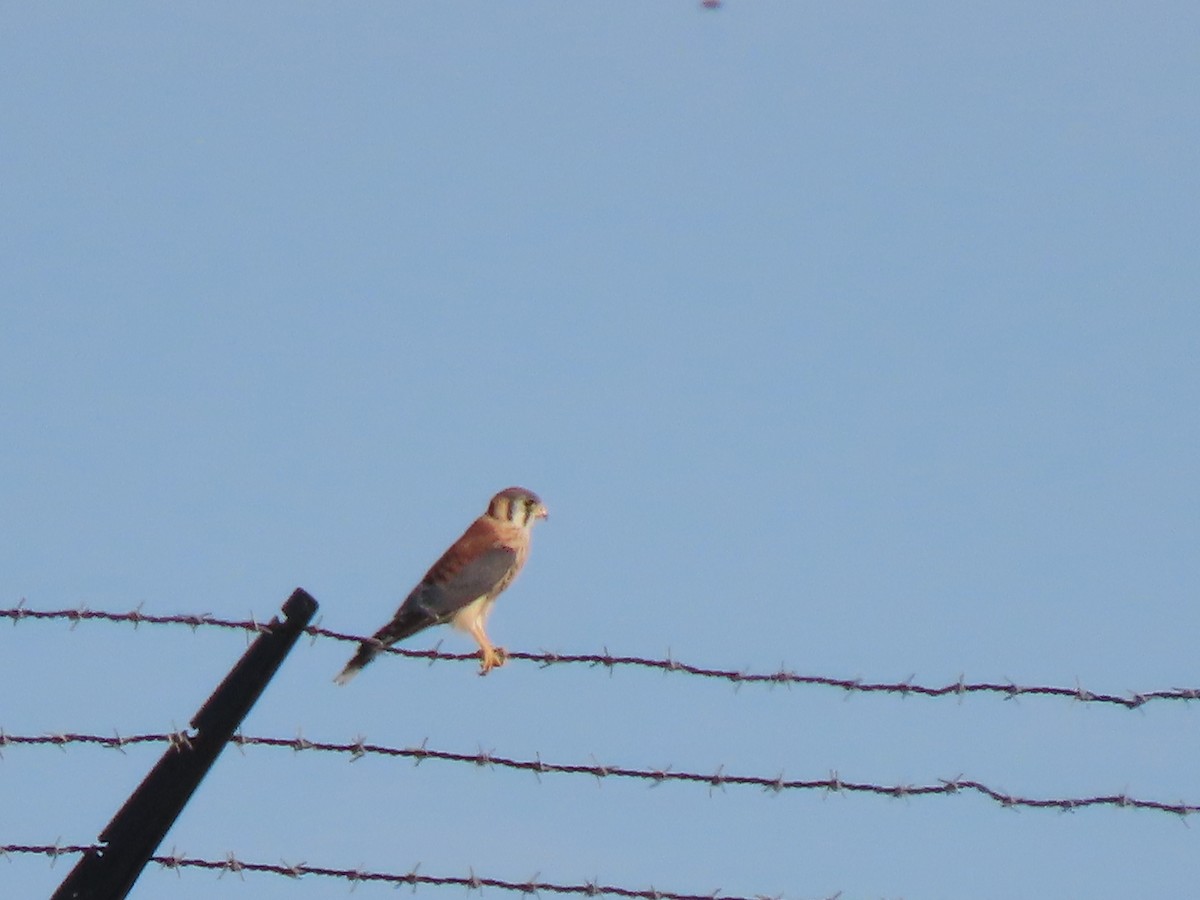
[51, 588, 318, 900]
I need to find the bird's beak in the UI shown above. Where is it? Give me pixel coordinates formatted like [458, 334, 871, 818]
[536, 504, 549, 520]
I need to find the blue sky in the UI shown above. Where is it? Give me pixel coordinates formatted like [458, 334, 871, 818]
[2, 3, 1198, 898]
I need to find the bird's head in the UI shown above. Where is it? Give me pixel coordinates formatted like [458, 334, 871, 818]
[487, 486, 548, 527]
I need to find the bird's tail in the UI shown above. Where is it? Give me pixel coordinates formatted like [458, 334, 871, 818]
[334, 607, 439, 685]
[333, 643, 378, 685]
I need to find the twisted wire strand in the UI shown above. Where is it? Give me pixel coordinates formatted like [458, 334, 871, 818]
[2, 730, 1194, 818]
[0, 844, 827, 900]
[3, 604, 1194, 709]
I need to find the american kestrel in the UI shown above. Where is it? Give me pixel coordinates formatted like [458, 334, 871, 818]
[335, 486, 548, 683]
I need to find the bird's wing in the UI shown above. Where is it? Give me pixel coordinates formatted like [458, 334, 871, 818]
[359, 543, 516, 653]
[363, 519, 518, 652]
[407, 544, 517, 622]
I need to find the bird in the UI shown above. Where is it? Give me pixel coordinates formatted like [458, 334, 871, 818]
[335, 486, 548, 683]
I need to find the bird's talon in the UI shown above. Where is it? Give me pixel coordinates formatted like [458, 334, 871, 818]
[478, 647, 507, 675]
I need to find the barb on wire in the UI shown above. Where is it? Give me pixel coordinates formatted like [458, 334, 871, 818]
[2, 731, 1195, 818]
[3, 605, 1197, 709]
[1, 845, 822, 900]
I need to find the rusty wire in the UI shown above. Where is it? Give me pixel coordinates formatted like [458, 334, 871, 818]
[1, 730, 1194, 818]
[3, 604, 1195, 709]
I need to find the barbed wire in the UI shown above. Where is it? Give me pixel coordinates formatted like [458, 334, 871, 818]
[3, 603, 1197, 709]
[1, 844, 827, 900]
[2, 730, 1194, 818]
